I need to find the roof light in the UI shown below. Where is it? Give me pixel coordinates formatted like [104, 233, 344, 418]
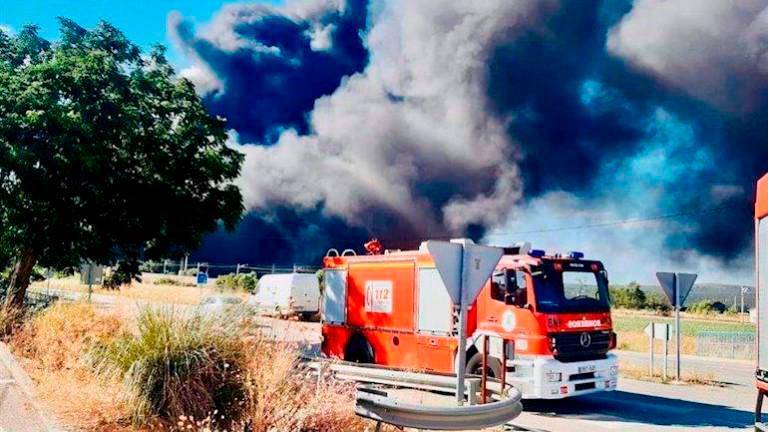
[569, 251, 584, 260]
[529, 249, 546, 258]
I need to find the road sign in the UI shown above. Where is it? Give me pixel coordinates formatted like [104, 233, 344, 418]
[426, 240, 503, 306]
[656, 272, 698, 307]
[197, 272, 209, 285]
[676, 273, 697, 306]
[425, 239, 503, 406]
[655, 271, 698, 382]
[656, 272, 676, 306]
[425, 241, 462, 304]
[644, 322, 671, 341]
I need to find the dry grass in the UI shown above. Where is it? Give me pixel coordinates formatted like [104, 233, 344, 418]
[11, 302, 366, 432]
[30, 275, 222, 305]
[10, 302, 134, 431]
[619, 363, 724, 386]
[244, 339, 367, 432]
[616, 331, 698, 355]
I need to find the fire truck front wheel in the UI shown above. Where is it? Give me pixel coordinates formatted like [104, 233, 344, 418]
[466, 351, 502, 378]
[344, 334, 374, 364]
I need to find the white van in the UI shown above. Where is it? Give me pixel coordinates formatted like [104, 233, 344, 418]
[250, 273, 320, 320]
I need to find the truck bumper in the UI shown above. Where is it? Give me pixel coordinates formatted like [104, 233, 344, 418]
[516, 354, 618, 399]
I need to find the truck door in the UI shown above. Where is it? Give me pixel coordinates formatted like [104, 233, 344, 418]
[416, 267, 456, 372]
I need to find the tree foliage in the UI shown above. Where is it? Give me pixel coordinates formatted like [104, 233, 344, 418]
[0, 20, 243, 309]
[610, 282, 671, 313]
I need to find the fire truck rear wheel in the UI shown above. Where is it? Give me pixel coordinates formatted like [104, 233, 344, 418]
[466, 351, 502, 378]
[344, 334, 374, 364]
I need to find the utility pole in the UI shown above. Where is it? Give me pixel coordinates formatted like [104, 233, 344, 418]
[675, 274, 681, 382]
[741, 286, 750, 322]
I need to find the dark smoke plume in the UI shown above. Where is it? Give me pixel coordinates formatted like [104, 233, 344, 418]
[172, 0, 768, 280]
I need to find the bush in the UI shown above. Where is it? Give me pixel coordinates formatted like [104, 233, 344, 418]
[645, 292, 671, 313]
[610, 282, 646, 309]
[90, 307, 250, 425]
[153, 277, 194, 287]
[687, 299, 727, 314]
[102, 264, 140, 290]
[216, 273, 258, 293]
[13, 302, 123, 370]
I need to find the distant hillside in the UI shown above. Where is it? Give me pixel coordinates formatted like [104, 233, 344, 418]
[634, 283, 755, 309]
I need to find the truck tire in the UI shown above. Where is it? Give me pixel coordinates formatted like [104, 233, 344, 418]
[466, 351, 502, 378]
[299, 312, 319, 322]
[344, 334, 374, 364]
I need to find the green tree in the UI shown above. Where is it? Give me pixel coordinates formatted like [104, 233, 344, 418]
[609, 281, 647, 309]
[0, 20, 243, 311]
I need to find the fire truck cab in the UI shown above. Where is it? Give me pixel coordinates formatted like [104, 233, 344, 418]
[320, 240, 618, 399]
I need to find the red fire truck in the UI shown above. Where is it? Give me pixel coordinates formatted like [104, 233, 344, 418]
[320, 239, 618, 399]
[755, 174, 768, 430]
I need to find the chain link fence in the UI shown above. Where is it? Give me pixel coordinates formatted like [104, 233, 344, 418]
[696, 331, 755, 360]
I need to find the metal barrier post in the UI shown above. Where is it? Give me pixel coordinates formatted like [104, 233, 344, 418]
[481, 335, 489, 404]
[501, 340, 507, 395]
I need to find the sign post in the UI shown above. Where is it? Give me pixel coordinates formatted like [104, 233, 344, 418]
[426, 240, 503, 405]
[644, 322, 671, 379]
[656, 272, 697, 382]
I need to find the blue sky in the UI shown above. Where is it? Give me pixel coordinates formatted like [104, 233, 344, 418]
[0, 1, 279, 65]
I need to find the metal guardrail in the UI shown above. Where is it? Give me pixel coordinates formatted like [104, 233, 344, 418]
[309, 360, 523, 430]
[696, 331, 755, 360]
[356, 385, 523, 431]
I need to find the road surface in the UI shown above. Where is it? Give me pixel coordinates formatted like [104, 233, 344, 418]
[0, 344, 57, 432]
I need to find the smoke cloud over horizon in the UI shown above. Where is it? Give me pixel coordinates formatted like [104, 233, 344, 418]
[173, 0, 768, 283]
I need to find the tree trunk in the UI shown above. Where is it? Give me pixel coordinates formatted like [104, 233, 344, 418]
[3, 248, 37, 310]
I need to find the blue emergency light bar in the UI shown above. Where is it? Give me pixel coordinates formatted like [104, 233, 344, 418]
[528, 249, 546, 258]
[569, 251, 584, 259]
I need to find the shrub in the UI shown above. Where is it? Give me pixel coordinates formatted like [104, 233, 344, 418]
[90, 307, 250, 425]
[13, 302, 124, 370]
[645, 292, 672, 313]
[153, 277, 194, 287]
[687, 299, 727, 314]
[316, 269, 325, 293]
[216, 273, 257, 293]
[102, 264, 139, 290]
[244, 342, 365, 432]
[610, 282, 646, 309]
[10, 302, 129, 429]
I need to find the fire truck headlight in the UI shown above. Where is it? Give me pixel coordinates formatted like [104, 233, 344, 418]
[610, 365, 618, 377]
[546, 372, 562, 382]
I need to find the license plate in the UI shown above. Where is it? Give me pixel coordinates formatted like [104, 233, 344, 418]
[578, 365, 596, 374]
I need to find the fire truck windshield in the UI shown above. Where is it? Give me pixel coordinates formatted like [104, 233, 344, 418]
[532, 261, 610, 313]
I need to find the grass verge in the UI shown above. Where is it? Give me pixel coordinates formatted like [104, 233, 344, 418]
[619, 363, 725, 386]
[11, 302, 366, 431]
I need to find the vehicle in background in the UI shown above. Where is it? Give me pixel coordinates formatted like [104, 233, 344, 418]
[250, 273, 321, 321]
[199, 295, 245, 315]
[755, 173, 768, 431]
[320, 239, 618, 399]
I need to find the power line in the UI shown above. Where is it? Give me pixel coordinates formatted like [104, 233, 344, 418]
[484, 203, 745, 237]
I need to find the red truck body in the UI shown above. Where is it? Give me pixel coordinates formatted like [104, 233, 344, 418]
[320, 240, 618, 399]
